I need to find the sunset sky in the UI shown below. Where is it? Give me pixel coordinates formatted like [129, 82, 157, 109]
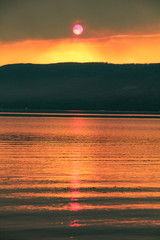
[1, 0, 160, 66]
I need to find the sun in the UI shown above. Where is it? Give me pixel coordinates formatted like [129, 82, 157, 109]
[73, 24, 84, 36]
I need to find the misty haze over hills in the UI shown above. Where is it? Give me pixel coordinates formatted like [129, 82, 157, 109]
[0, 63, 160, 111]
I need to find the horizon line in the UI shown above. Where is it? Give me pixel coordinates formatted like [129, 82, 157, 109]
[1, 61, 160, 67]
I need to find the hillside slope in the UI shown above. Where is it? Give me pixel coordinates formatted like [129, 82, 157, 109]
[0, 63, 160, 111]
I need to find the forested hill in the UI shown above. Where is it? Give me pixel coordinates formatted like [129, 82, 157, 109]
[0, 63, 160, 111]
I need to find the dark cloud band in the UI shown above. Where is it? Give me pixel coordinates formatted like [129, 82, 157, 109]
[0, 0, 160, 41]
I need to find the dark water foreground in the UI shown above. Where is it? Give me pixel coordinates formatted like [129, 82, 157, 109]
[0, 116, 160, 240]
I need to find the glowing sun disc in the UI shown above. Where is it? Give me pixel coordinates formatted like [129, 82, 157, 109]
[73, 24, 84, 36]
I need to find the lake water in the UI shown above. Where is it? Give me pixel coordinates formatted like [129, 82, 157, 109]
[0, 115, 160, 240]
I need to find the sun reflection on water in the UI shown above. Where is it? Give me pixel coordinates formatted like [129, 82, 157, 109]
[69, 166, 81, 227]
[69, 127, 82, 228]
[70, 173, 81, 212]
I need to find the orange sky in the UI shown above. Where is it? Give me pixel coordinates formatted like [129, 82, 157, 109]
[1, 34, 160, 66]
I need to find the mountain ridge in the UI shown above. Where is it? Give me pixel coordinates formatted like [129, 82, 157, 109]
[0, 63, 160, 111]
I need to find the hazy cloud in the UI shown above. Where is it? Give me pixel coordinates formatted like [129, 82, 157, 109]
[0, 0, 160, 41]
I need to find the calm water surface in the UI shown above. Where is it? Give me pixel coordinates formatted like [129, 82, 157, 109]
[0, 116, 160, 240]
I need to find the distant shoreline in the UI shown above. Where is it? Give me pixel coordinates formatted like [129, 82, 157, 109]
[1, 63, 160, 112]
[0, 110, 160, 118]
